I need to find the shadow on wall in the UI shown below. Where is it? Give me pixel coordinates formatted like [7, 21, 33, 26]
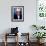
[0, 28, 11, 42]
[2, 28, 11, 34]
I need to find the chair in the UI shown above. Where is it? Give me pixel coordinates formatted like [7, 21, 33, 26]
[18, 33, 30, 46]
[4, 27, 19, 46]
[4, 33, 18, 46]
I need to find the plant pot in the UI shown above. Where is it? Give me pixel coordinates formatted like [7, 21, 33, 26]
[37, 39, 40, 43]
[37, 39, 44, 44]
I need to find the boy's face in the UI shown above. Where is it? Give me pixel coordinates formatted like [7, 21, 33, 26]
[16, 11, 20, 16]
[16, 8, 20, 16]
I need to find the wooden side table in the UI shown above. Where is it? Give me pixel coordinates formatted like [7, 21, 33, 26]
[4, 33, 18, 46]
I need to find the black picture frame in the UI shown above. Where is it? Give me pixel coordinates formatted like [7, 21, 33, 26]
[11, 6, 24, 22]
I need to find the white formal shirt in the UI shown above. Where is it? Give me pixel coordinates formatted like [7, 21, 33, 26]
[18, 15, 20, 20]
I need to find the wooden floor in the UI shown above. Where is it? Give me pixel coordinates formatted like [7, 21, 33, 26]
[0, 42, 46, 46]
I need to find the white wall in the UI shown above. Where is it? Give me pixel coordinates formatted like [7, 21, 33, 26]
[0, 0, 36, 42]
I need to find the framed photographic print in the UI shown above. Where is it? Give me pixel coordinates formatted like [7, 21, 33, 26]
[11, 6, 24, 22]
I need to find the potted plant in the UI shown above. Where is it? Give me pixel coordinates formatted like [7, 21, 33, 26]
[33, 32, 46, 43]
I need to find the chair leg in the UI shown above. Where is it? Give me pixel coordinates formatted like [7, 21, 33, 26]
[4, 33, 7, 46]
[4, 41, 7, 46]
